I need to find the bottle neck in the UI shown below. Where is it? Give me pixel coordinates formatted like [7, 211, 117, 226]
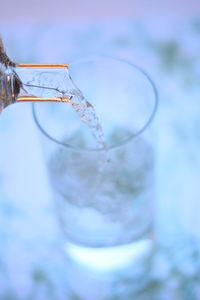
[0, 38, 70, 110]
[0, 61, 21, 109]
[0, 39, 21, 109]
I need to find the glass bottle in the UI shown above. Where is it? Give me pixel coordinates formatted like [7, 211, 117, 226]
[0, 38, 71, 112]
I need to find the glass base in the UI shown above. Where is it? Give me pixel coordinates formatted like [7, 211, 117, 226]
[63, 237, 153, 272]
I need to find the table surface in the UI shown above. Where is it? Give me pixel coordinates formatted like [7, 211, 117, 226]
[0, 17, 200, 299]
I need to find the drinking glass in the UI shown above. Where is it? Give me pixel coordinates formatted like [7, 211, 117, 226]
[32, 56, 158, 268]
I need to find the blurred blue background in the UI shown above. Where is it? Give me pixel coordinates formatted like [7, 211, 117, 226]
[0, 0, 200, 299]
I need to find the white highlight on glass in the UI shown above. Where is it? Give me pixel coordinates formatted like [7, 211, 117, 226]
[64, 239, 152, 271]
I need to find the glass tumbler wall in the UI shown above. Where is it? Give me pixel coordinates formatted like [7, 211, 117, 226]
[32, 56, 158, 250]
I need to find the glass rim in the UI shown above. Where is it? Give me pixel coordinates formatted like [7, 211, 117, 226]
[32, 55, 159, 153]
